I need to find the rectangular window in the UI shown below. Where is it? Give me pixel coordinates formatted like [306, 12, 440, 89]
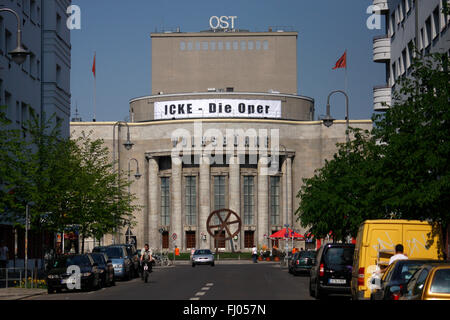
[256, 40, 261, 50]
[210, 41, 216, 51]
[243, 176, 254, 225]
[218, 41, 223, 51]
[161, 177, 170, 225]
[56, 13, 62, 35]
[56, 64, 61, 87]
[425, 17, 432, 48]
[244, 231, 255, 248]
[213, 176, 226, 225]
[187, 41, 193, 51]
[185, 176, 197, 226]
[270, 176, 281, 225]
[195, 41, 201, 51]
[248, 41, 254, 50]
[263, 40, 269, 50]
[233, 40, 238, 51]
[226, 41, 231, 51]
[180, 41, 186, 51]
[240, 40, 246, 51]
[5, 29, 12, 57]
[432, 7, 440, 40]
[202, 41, 208, 51]
[186, 231, 196, 249]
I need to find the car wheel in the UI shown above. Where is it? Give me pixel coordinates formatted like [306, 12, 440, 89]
[192, 263, 196, 267]
[211, 262, 215, 267]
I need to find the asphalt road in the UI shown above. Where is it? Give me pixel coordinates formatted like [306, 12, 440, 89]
[26, 263, 321, 300]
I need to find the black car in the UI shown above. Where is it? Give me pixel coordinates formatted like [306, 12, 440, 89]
[289, 250, 316, 275]
[88, 252, 116, 287]
[46, 254, 101, 294]
[309, 243, 355, 299]
[370, 259, 446, 300]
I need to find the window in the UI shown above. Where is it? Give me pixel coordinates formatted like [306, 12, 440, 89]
[56, 13, 62, 35]
[412, 269, 429, 296]
[187, 41, 193, 51]
[186, 231, 196, 249]
[241, 40, 247, 51]
[244, 231, 254, 248]
[5, 29, 12, 57]
[161, 177, 170, 225]
[432, 7, 440, 40]
[56, 64, 61, 87]
[270, 176, 281, 225]
[430, 269, 450, 294]
[248, 41, 254, 50]
[233, 40, 238, 51]
[390, 12, 396, 37]
[202, 41, 208, 51]
[226, 41, 231, 51]
[243, 176, 255, 225]
[263, 40, 269, 50]
[30, 0, 37, 22]
[195, 41, 201, 51]
[30, 52, 36, 78]
[185, 176, 197, 226]
[256, 40, 261, 50]
[0, 17, 3, 55]
[5, 91, 11, 120]
[218, 41, 223, 51]
[21, 102, 27, 129]
[210, 41, 216, 51]
[180, 41, 186, 51]
[425, 17, 432, 48]
[213, 176, 226, 225]
[162, 231, 169, 249]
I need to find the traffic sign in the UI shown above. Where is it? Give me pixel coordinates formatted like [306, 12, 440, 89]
[172, 233, 177, 241]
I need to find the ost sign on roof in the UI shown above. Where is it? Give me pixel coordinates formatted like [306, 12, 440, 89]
[154, 99, 282, 120]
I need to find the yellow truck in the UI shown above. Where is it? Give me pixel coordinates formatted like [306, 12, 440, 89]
[351, 219, 444, 300]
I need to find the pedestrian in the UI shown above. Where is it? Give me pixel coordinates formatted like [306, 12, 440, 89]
[175, 246, 180, 257]
[389, 244, 408, 265]
[0, 240, 9, 272]
[190, 248, 195, 261]
[252, 245, 258, 263]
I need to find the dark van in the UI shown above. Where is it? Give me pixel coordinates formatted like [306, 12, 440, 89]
[309, 243, 355, 299]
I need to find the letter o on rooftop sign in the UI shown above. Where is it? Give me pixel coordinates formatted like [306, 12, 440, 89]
[209, 16, 220, 29]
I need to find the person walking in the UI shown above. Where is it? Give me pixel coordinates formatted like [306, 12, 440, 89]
[252, 245, 258, 263]
[389, 244, 408, 265]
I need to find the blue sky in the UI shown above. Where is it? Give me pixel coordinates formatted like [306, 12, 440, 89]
[70, 0, 385, 122]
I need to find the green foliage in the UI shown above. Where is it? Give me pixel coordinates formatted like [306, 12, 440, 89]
[296, 52, 450, 241]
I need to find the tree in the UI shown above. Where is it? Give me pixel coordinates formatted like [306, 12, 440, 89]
[295, 128, 387, 241]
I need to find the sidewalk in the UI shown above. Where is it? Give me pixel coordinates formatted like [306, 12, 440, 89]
[0, 288, 47, 300]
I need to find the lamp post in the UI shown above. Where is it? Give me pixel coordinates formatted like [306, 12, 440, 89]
[126, 158, 141, 244]
[112, 121, 133, 244]
[24, 202, 35, 289]
[0, 8, 30, 65]
[322, 90, 350, 145]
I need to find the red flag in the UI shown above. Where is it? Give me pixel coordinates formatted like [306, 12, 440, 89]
[332, 51, 347, 70]
[92, 53, 96, 77]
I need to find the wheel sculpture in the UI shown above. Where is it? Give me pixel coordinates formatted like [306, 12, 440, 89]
[206, 209, 242, 254]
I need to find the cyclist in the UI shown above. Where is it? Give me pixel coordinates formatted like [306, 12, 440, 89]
[140, 244, 153, 278]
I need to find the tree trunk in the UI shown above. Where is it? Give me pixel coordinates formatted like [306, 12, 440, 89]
[81, 234, 85, 254]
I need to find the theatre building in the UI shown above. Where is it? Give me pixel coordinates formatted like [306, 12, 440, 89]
[71, 25, 372, 252]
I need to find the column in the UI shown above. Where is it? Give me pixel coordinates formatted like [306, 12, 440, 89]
[147, 156, 159, 250]
[199, 155, 211, 249]
[171, 157, 183, 250]
[286, 156, 293, 228]
[257, 156, 269, 247]
[229, 155, 240, 251]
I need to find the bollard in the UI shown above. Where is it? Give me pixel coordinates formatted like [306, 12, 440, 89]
[6, 268, 8, 289]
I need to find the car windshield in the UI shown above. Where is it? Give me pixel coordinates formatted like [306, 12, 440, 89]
[91, 254, 105, 265]
[194, 250, 212, 255]
[430, 269, 450, 294]
[393, 262, 425, 282]
[53, 255, 90, 268]
[105, 247, 124, 259]
[299, 251, 316, 259]
[324, 247, 354, 266]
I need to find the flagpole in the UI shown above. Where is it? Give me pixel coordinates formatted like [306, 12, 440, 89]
[344, 50, 348, 121]
[93, 52, 96, 122]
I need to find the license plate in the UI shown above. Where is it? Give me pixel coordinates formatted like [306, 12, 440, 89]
[329, 279, 346, 284]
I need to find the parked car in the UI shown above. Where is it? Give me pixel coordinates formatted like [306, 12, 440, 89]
[370, 259, 446, 300]
[46, 254, 101, 294]
[309, 243, 355, 299]
[351, 219, 443, 300]
[289, 250, 316, 276]
[88, 252, 115, 287]
[192, 249, 215, 267]
[93, 246, 132, 280]
[118, 243, 139, 278]
[400, 263, 450, 300]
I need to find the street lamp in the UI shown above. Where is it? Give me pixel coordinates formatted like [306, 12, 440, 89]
[0, 8, 30, 65]
[323, 90, 350, 144]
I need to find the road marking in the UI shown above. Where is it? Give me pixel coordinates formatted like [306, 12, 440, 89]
[189, 297, 200, 300]
[206, 283, 214, 286]
[195, 291, 206, 296]
[201, 287, 210, 291]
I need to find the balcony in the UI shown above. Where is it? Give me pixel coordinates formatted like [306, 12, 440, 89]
[373, 35, 391, 63]
[373, 85, 391, 111]
[372, 0, 389, 12]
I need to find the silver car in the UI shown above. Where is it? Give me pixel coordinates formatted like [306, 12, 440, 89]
[192, 249, 215, 267]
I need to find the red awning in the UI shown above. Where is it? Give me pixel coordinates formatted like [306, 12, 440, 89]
[269, 228, 304, 239]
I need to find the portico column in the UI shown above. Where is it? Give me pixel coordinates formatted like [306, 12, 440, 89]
[199, 155, 211, 249]
[286, 156, 293, 228]
[229, 155, 240, 251]
[171, 156, 183, 250]
[257, 156, 269, 247]
[147, 156, 159, 250]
